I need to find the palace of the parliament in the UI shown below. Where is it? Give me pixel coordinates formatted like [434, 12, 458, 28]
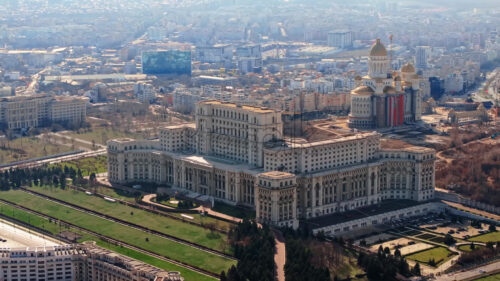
[108, 108, 436, 233]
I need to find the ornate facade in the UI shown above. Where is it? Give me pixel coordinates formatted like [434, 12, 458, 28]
[349, 39, 423, 129]
[108, 100, 435, 229]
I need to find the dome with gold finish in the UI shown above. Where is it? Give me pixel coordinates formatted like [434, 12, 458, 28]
[401, 62, 415, 73]
[352, 86, 375, 96]
[369, 39, 387, 57]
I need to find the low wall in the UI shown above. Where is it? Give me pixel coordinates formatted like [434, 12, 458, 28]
[436, 190, 500, 214]
[313, 202, 444, 237]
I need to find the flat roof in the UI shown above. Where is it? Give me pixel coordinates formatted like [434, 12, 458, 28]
[307, 200, 427, 228]
[200, 100, 277, 113]
[0, 219, 63, 248]
[258, 171, 295, 179]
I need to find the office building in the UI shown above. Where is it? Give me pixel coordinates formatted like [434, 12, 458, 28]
[108, 100, 436, 230]
[415, 46, 431, 69]
[141, 51, 191, 75]
[0, 95, 88, 130]
[327, 31, 353, 49]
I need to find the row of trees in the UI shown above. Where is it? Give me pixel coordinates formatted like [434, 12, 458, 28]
[458, 242, 500, 265]
[357, 246, 420, 281]
[0, 166, 85, 191]
[220, 220, 276, 281]
[285, 239, 331, 281]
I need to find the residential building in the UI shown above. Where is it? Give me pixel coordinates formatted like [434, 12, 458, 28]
[327, 31, 353, 49]
[415, 46, 431, 69]
[0, 242, 183, 281]
[0, 95, 88, 130]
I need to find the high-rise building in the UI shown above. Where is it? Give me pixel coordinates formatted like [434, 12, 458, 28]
[415, 46, 431, 69]
[141, 51, 191, 75]
[0, 95, 88, 130]
[327, 31, 353, 49]
[348, 39, 423, 129]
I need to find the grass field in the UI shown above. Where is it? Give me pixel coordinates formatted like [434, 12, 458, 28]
[212, 202, 255, 219]
[63, 127, 148, 145]
[469, 231, 500, 243]
[473, 273, 500, 281]
[49, 155, 108, 176]
[457, 244, 485, 252]
[405, 247, 455, 267]
[26, 185, 233, 251]
[0, 201, 216, 281]
[92, 186, 140, 202]
[0, 189, 236, 274]
[0, 136, 74, 164]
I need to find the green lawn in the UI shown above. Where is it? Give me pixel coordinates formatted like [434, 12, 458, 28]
[63, 127, 149, 145]
[405, 247, 455, 267]
[92, 185, 140, 202]
[155, 195, 199, 209]
[212, 202, 255, 219]
[457, 244, 485, 252]
[0, 136, 74, 164]
[49, 155, 108, 176]
[469, 231, 500, 243]
[27, 185, 233, 244]
[474, 273, 500, 281]
[0, 201, 216, 281]
[0, 189, 236, 274]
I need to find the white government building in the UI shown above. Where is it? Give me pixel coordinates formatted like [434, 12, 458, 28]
[108, 100, 436, 233]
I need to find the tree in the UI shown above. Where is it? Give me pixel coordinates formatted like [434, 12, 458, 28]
[489, 224, 496, 232]
[394, 248, 401, 257]
[444, 234, 456, 246]
[412, 262, 421, 276]
[60, 177, 66, 189]
[89, 173, 96, 186]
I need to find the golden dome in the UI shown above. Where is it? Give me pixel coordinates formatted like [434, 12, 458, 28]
[369, 39, 387, 57]
[352, 86, 375, 96]
[401, 62, 415, 73]
[402, 81, 413, 87]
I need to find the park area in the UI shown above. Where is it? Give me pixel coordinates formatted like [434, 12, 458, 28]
[457, 243, 485, 252]
[0, 189, 236, 274]
[49, 155, 108, 176]
[25, 185, 234, 250]
[61, 127, 150, 145]
[405, 246, 456, 267]
[0, 135, 75, 164]
[369, 237, 434, 256]
[469, 231, 500, 243]
[0, 201, 217, 281]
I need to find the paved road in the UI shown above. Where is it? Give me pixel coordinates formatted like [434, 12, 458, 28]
[273, 230, 286, 281]
[434, 261, 500, 281]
